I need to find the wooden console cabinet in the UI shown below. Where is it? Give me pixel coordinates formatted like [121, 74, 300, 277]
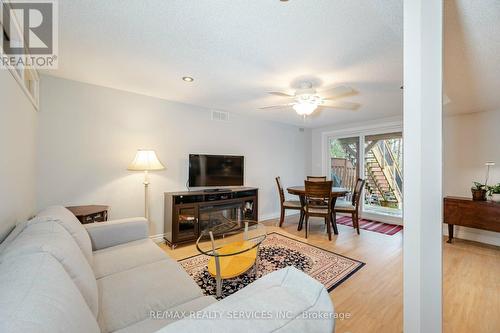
[164, 187, 258, 248]
[443, 196, 500, 243]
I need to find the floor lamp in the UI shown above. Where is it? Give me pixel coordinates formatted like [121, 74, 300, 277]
[128, 150, 165, 220]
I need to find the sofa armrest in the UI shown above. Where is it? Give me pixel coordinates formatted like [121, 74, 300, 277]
[156, 267, 335, 333]
[84, 217, 148, 250]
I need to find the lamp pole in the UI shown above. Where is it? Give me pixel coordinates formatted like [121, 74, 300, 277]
[144, 170, 150, 220]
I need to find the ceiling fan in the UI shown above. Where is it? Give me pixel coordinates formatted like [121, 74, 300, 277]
[259, 82, 360, 116]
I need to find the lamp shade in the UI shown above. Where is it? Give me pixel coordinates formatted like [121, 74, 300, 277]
[128, 150, 165, 171]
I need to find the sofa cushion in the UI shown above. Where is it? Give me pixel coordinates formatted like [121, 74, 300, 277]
[93, 238, 168, 279]
[1, 220, 99, 317]
[0, 253, 100, 333]
[97, 258, 204, 333]
[114, 296, 217, 333]
[37, 206, 93, 264]
[157, 267, 335, 333]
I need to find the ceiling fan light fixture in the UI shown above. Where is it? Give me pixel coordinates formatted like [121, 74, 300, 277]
[293, 102, 317, 116]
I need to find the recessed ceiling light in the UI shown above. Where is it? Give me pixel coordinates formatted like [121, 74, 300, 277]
[182, 76, 194, 82]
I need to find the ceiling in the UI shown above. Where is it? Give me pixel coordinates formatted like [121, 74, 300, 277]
[444, 0, 500, 116]
[45, 1, 405, 128]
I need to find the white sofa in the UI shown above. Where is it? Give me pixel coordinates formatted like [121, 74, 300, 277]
[0, 206, 335, 333]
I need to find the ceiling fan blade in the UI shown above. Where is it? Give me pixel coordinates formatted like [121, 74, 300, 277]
[320, 101, 360, 110]
[258, 103, 294, 110]
[267, 91, 295, 98]
[321, 85, 356, 99]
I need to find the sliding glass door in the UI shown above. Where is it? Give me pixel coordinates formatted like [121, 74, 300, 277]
[363, 133, 403, 217]
[327, 130, 403, 220]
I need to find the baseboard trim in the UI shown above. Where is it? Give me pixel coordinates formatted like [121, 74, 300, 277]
[261, 211, 404, 226]
[360, 212, 403, 226]
[151, 218, 498, 246]
[442, 225, 500, 247]
[259, 211, 299, 224]
[150, 233, 165, 244]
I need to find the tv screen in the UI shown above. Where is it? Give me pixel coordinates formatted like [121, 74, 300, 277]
[189, 154, 244, 187]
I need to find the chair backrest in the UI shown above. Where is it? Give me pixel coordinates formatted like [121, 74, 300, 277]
[304, 180, 332, 211]
[306, 176, 327, 182]
[275, 177, 285, 203]
[352, 178, 366, 207]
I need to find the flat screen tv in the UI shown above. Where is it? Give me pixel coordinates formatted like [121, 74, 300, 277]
[189, 154, 244, 187]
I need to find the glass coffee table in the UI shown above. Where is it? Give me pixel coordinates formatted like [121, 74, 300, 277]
[196, 220, 267, 298]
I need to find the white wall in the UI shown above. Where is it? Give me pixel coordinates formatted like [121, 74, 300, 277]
[37, 75, 310, 236]
[0, 71, 38, 240]
[443, 110, 500, 245]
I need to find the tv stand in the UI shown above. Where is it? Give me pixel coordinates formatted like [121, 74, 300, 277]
[202, 188, 227, 193]
[164, 187, 258, 248]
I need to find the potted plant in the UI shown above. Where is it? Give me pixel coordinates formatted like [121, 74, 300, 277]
[471, 182, 487, 201]
[487, 183, 500, 202]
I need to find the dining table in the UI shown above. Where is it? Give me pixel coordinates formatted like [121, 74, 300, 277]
[286, 186, 350, 234]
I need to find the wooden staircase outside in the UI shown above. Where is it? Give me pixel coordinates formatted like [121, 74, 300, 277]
[364, 141, 403, 207]
[331, 138, 403, 208]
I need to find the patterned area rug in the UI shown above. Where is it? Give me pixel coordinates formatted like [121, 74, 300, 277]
[179, 232, 364, 299]
[337, 216, 403, 235]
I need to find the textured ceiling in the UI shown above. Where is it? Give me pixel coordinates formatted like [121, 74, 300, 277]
[444, 0, 500, 115]
[45, 0, 404, 128]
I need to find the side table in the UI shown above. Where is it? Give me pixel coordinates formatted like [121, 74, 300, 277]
[66, 205, 109, 224]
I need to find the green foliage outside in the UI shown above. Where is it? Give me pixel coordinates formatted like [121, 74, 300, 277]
[330, 140, 347, 158]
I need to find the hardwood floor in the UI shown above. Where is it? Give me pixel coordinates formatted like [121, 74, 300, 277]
[159, 214, 500, 333]
[443, 238, 500, 333]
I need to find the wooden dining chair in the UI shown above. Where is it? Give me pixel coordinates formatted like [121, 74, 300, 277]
[334, 178, 366, 234]
[304, 180, 335, 240]
[275, 177, 302, 227]
[306, 176, 328, 205]
[306, 176, 327, 182]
